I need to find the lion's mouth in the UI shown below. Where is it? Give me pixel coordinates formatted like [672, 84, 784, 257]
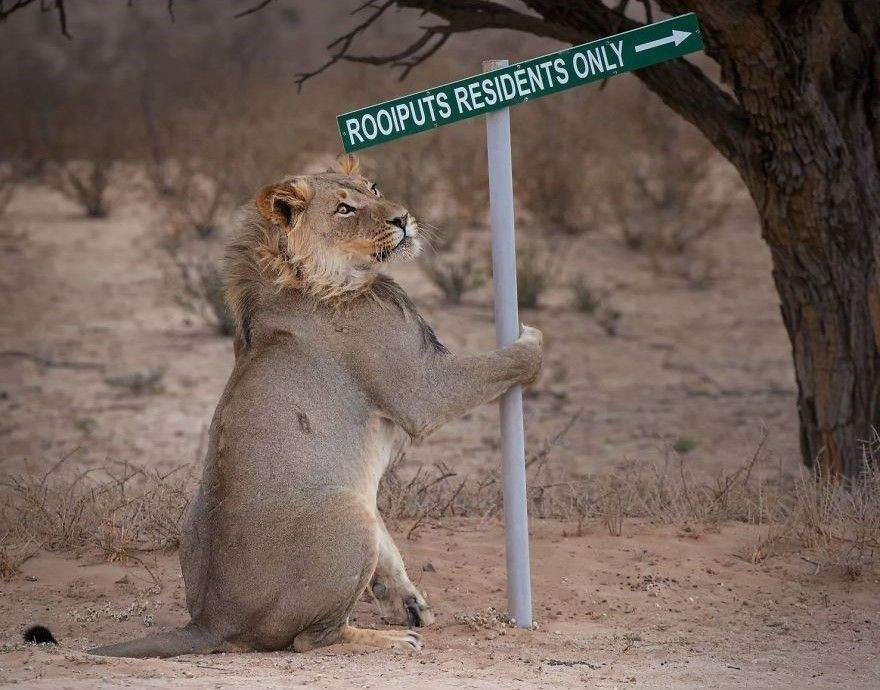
[374, 236, 410, 262]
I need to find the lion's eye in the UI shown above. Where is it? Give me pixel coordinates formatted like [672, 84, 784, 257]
[336, 203, 356, 216]
[370, 183, 381, 197]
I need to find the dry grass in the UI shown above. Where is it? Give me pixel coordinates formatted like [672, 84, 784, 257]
[1, 452, 191, 564]
[517, 246, 559, 309]
[46, 161, 112, 219]
[172, 256, 236, 337]
[3, 431, 879, 580]
[420, 251, 486, 305]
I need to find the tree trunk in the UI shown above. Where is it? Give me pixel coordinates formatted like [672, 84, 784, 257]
[680, 1, 880, 477]
[525, 0, 880, 477]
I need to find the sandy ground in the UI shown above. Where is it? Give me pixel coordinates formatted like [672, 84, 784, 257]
[3, 520, 879, 688]
[3, 181, 877, 687]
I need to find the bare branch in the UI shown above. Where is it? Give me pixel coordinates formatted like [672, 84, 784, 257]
[234, 0, 275, 19]
[0, 0, 69, 37]
[295, 0, 395, 91]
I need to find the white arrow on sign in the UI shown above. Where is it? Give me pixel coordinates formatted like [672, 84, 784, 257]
[634, 29, 691, 53]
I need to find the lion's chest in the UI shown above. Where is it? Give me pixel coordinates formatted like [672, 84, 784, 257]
[358, 414, 401, 505]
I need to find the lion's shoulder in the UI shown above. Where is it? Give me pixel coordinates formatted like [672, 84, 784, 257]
[367, 275, 448, 355]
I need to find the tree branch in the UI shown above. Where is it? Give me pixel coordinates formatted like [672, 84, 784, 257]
[521, 0, 747, 167]
[0, 0, 69, 37]
[295, 0, 583, 89]
[234, 0, 276, 19]
[295, 0, 396, 91]
[294, 0, 747, 167]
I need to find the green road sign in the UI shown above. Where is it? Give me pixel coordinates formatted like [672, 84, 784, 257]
[337, 13, 703, 152]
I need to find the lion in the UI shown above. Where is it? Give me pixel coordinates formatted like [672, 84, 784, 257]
[87, 154, 543, 657]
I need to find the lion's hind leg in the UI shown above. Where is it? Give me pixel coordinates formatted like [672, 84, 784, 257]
[292, 623, 422, 652]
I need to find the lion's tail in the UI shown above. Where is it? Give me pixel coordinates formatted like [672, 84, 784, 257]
[88, 624, 220, 658]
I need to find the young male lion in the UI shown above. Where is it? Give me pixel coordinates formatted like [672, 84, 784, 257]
[89, 155, 542, 657]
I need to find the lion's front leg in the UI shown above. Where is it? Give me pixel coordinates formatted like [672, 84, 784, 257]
[368, 516, 434, 627]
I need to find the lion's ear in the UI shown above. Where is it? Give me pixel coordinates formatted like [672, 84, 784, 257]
[332, 153, 360, 176]
[256, 178, 314, 227]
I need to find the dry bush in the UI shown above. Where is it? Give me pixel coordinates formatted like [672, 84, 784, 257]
[790, 440, 880, 579]
[602, 94, 730, 287]
[46, 161, 112, 218]
[1, 455, 192, 562]
[35, 77, 141, 218]
[420, 250, 486, 305]
[104, 366, 167, 394]
[433, 126, 490, 238]
[0, 162, 19, 220]
[172, 255, 235, 337]
[514, 95, 603, 236]
[3, 429, 878, 581]
[570, 277, 621, 335]
[570, 276, 602, 313]
[377, 431, 779, 532]
[517, 246, 558, 309]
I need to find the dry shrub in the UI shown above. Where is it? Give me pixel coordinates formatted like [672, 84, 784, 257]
[514, 95, 603, 236]
[790, 442, 880, 579]
[0, 162, 19, 219]
[517, 246, 558, 309]
[34, 75, 141, 218]
[170, 253, 235, 336]
[46, 161, 112, 218]
[3, 431, 877, 582]
[376, 438, 777, 532]
[570, 276, 602, 313]
[434, 127, 490, 234]
[104, 366, 167, 394]
[1, 455, 192, 562]
[570, 277, 621, 336]
[420, 250, 486, 305]
[603, 93, 730, 287]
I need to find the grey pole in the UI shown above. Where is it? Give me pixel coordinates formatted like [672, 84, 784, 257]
[483, 59, 532, 628]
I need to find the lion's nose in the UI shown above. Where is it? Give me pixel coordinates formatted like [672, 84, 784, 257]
[388, 214, 407, 230]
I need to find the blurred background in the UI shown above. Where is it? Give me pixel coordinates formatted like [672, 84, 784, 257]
[0, 1, 791, 488]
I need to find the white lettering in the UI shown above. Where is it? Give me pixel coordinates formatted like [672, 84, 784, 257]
[468, 81, 484, 110]
[572, 52, 589, 78]
[376, 109, 393, 135]
[453, 85, 471, 113]
[482, 78, 498, 106]
[436, 92, 452, 118]
[395, 103, 410, 130]
[361, 114, 377, 140]
[513, 68, 530, 96]
[346, 118, 364, 144]
[610, 40, 624, 69]
[554, 57, 569, 84]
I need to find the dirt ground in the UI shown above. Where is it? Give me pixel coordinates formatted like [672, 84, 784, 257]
[2, 522, 879, 688]
[2, 181, 878, 687]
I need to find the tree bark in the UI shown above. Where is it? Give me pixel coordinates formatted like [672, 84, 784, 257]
[670, 1, 880, 477]
[521, 0, 880, 477]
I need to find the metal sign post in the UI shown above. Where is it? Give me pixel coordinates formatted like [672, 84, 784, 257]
[483, 59, 531, 628]
[334, 13, 705, 631]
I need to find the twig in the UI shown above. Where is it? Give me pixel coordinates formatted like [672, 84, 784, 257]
[526, 408, 582, 468]
[0, 350, 104, 371]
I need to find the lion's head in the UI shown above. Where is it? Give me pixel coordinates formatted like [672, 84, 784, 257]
[253, 154, 421, 298]
[224, 154, 423, 346]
